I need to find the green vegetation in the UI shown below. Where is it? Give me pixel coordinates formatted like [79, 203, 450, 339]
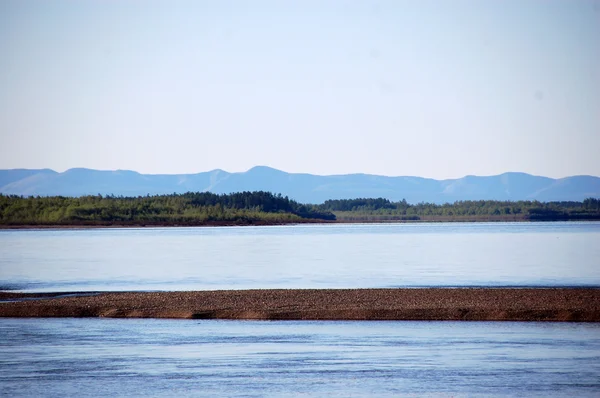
[1, 193, 599, 227]
[319, 197, 600, 222]
[0, 191, 335, 226]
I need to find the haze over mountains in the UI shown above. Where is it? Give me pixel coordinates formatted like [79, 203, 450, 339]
[1, 167, 599, 204]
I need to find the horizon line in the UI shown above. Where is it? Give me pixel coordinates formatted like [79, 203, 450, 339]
[1, 166, 599, 180]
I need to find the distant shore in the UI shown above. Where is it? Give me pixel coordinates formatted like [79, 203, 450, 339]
[0, 219, 331, 229]
[2, 193, 598, 227]
[1, 288, 599, 322]
[2, 217, 599, 229]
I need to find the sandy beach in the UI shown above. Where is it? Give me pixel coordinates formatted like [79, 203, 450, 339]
[1, 288, 599, 321]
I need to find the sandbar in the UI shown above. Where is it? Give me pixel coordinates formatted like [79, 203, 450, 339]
[1, 288, 599, 322]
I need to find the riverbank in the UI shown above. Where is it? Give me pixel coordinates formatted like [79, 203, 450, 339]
[0, 219, 330, 229]
[1, 288, 599, 321]
[3, 218, 600, 229]
[3, 193, 599, 228]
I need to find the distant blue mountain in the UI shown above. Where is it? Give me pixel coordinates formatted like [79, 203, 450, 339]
[0, 166, 598, 204]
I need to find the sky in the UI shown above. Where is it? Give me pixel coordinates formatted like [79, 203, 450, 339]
[1, 0, 599, 179]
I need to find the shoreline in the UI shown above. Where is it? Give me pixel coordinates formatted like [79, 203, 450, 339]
[1, 218, 599, 230]
[0, 219, 331, 229]
[1, 288, 599, 322]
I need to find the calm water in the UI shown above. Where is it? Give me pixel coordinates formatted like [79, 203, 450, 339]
[0, 318, 599, 397]
[1, 222, 600, 396]
[0, 222, 599, 291]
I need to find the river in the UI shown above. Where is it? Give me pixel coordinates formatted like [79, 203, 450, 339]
[1, 222, 599, 291]
[1, 222, 599, 396]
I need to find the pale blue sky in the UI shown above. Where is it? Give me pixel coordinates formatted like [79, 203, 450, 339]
[1, 0, 599, 178]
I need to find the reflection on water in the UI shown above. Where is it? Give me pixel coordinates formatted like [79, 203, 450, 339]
[0, 319, 599, 397]
[1, 222, 599, 292]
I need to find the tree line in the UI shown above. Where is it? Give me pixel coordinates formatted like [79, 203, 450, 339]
[318, 197, 600, 221]
[0, 191, 335, 226]
[1, 192, 599, 226]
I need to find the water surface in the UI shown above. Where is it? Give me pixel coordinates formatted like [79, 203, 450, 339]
[1, 318, 599, 397]
[1, 222, 599, 291]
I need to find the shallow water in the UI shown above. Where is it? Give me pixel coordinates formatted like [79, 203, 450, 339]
[0, 318, 599, 397]
[1, 222, 599, 291]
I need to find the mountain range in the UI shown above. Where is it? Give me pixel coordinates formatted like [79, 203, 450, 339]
[1, 166, 599, 204]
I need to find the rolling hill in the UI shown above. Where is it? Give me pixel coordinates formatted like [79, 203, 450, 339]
[1, 166, 598, 204]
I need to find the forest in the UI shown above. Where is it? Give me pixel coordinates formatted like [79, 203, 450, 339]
[320, 197, 600, 221]
[0, 192, 599, 226]
[0, 191, 335, 226]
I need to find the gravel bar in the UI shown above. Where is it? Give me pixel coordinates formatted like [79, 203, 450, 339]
[1, 288, 599, 321]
